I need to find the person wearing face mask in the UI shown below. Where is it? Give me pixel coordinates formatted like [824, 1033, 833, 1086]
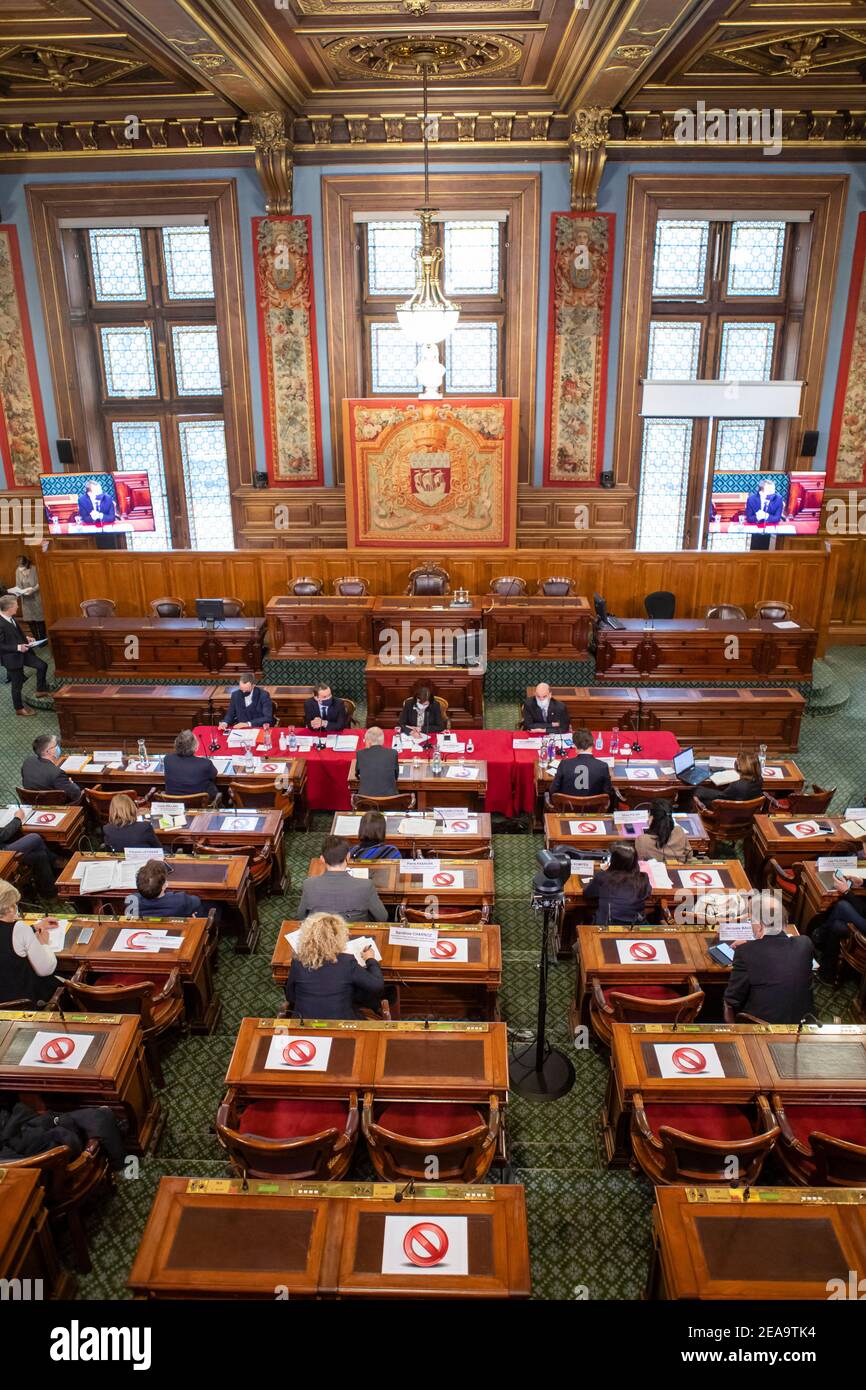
[20, 733, 82, 804]
[398, 684, 445, 737]
[523, 681, 571, 733]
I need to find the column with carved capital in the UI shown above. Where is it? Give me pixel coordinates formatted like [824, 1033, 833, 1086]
[251, 110, 294, 215]
[569, 107, 611, 212]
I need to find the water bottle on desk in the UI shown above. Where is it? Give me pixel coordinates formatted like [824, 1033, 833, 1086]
[610, 727, 620, 756]
[288, 727, 297, 753]
[244, 745, 255, 773]
[466, 736, 475, 756]
[261, 728, 272, 753]
[594, 730, 603, 753]
[137, 739, 147, 762]
[758, 742, 767, 770]
[547, 737, 556, 765]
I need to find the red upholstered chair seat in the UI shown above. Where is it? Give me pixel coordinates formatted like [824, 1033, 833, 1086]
[239, 1099, 349, 1140]
[375, 1102, 485, 1140]
[601, 984, 679, 1004]
[643, 1104, 757, 1142]
[784, 1105, 866, 1151]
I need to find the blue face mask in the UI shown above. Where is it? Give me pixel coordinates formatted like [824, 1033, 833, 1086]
[53, 744, 61, 760]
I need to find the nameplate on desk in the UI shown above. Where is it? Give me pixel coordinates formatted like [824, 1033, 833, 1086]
[256, 1018, 489, 1032]
[0, 1011, 122, 1024]
[684, 1187, 866, 1206]
[389, 925, 438, 946]
[182, 1178, 495, 1201]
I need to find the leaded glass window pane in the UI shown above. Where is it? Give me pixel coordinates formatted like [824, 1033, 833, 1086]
[706, 530, 751, 553]
[100, 325, 157, 397]
[369, 323, 422, 393]
[367, 221, 420, 295]
[444, 322, 498, 393]
[171, 325, 222, 396]
[178, 420, 235, 550]
[646, 321, 701, 380]
[111, 420, 171, 550]
[443, 220, 500, 295]
[719, 321, 775, 381]
[89, 229, 147, 302]
[652, 220, 709, 297]
[162, 226, 215, 300]
[727, 221, 785, 296]
[714, 419, 765, 471]
[635, 418, 693, 551]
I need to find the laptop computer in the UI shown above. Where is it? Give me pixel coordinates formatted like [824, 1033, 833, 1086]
[673, 746, 712, 786]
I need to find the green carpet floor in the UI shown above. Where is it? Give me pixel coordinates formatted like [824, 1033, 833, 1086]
[1, 645, 864, 1300]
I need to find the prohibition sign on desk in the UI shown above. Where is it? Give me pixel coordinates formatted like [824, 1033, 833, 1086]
[432, 872, 455, 886]
[686, 871, 713, 885]
[403, 1222, 449, 1267]
[575, 822, 599, 834]
[429, 939, 458, 959]
[283, 1038, 317, 1066]
[39, 1036, 75, 1064]
[448, 822, 469, 832]
[672, 1046, 708, 1073]
[125, 931, 154, 951]
[629, 941, 657, 961]
[34, 813, 55, 824]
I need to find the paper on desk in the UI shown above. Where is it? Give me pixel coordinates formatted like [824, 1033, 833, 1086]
[152, 802, 183, 818]
[87, 765, 105, 774]
[437, 807, 471, 819]
[346, 867, 369, 879]
[124, 847, 164, 863]
[61, 756, 89, 773]
[0, 809, 17, 829]
[613, 811, 649, 826]
[79, 861, 119, 893]
[332, 735, 359, 751]
[718, 922, 754, 942]
[440, 817, 477, 833]
[445, 765, 478, 780]
[513, 739, 543, 750]
[708, 756, 737, 769]
[418, 937, 469, 963]
[211, 757, 234, 775]
[642, 860, 673, 890]
[773, 620, 800, 629]
[785, 820, 824, 839]
[398, 818, 437, 834]
[761, 765, 783, 779]
[43, 922, 71, 950]
[125, 759, 160, 773]
[343, 934, 381, 963]
[389, 924, 438, 946]
[115, 862, 142, 890]
[113, 928, 181, 952]
[219, 816, 260, 833]
[842, 820, 866, 838]
[334, 815, 361, 835]
[845, 808, 866, 820]
[676, 867, 724, 889]
[625, 766, 658, 781]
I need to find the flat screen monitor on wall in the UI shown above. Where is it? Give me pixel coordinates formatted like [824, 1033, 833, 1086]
[40, 472, 155, 537]
[707, 470, 826, 539]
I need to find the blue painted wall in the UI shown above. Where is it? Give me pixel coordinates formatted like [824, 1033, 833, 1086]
[1, 157, 863, 491]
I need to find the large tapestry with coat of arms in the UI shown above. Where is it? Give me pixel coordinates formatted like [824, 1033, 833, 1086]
[342, 397, 518, 549]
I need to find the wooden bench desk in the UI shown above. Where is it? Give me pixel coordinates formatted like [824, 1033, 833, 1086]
[349, 756, 489, 812]
[637, 687, 806, 753]
[794, 859, 866, 933]
[525, 684, 640, 731]
[371, 596, 483, 649]
[129, 1176, 530, 1299]
[364, 657, 484, 729]
[484, 595, 592, 659]
[273, 921, 501, 1020]
[575, 925, 736, 1024]
[150, 808, 287, 893]
[3, 805, 85, 855]
[749, 815, 861, 877]
[54, 684, 218, 749]
[49, 617, 266, 680]
[595, 617, 817, 683]
[266, 594, 375, 659]
[328, 810, 492, 858]
[303, 856, 495, 916]
[0, 1166, 73, 1299]
[546, 812, 709, 856]
[565, 858, 752, 916]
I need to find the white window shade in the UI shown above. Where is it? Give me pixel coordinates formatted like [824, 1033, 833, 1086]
[641, 380, 803, 419]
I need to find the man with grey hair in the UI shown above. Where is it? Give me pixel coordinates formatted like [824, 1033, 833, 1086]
[163, 728, 219, 802]
[723, 889, 814, 1024]
[356, 726, 399, 799]
[0, 594, 49, 715]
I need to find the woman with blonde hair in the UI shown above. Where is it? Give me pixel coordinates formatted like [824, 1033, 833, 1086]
[0, 878, 61, 1006]
[102, 794, 161, 852]
[285, 911, 384, 1020]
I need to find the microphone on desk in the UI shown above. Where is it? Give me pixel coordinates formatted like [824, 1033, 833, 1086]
[797, 1012, 819, 1035]
[393, 1178, 416, 1204]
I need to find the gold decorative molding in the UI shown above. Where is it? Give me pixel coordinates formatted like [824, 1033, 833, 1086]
[251, 110, 294, 215]
[491, 112, 515, 142]
[310, 115, 334, 145]
[325, 32, 522, 81]
[454, 112, 478, 141]
[347, 114, 369, 143]
[568, 106, 611, 212]
[383, 113, 405, 142]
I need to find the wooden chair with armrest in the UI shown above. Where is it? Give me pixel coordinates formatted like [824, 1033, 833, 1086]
[220, 598, 245, 617]
[196, 838, 276, 894]
[777, 785, 836, 815]
[705, 604, 747, 621]
[489, 576, 527, 596]
[63, 966, 185, 1088]
[79, 599, 116, 618]
[84, 786, 155, 824]
[547, 792, 611, 815]
[291, 577, 323, 596]
[418, 843, 491, 859]
[432, 695, 450, 729]
[149, 597, 185, 618]
[761, 856, 803, 914]
[340, 698, 357, 727]
[362, 1090, 500, 1182]
[693, 794, 766, 855]
[400, 902, 491, 924]
[16, 786, 74, 807]
[589, 977, 704, 1047]
[351, 791, 416, 813]
[229, 777, 296, 823]
[0, 985, 63, 1011]
[216, 1087, 360, 1180]
[616, 783, 682, 810]
[839, 919, 866, 988]
[406, 564, 450, 596]
[771, 1093, 866, 1187]
[333, 577, 370, 596]
[630, 1092, 780, 1185]
[0, 1140, 112, 1272]
[754, 600, 794, 620]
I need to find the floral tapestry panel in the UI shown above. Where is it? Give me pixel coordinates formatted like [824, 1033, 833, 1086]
[0, 225, 50, 487]
[827, 212, 866, 486]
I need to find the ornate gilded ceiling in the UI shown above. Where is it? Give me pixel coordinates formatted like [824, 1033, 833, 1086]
[3, 0, 866, 163]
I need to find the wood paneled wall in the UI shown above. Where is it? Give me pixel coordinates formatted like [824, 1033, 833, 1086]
[36, 542, 838, 654]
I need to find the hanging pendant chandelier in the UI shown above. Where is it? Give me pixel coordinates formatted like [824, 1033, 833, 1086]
[396, 50, 460, 344]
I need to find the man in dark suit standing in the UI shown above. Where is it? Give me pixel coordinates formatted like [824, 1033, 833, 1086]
[21, 733, 82, 804]
[548, 728, 612, 804]
[0, 596, 49, 716]
[303, 682, 349, 733]
[296, 837, 388, 921]
[356, 726, 399, 797]
[723, 892, 814, 1024]
[220, 674, 273, 730]
[523, 681, 571, 733]
[398, 685, 445, 736]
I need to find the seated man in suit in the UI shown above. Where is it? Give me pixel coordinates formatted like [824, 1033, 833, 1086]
[723, 890, 814, 1024]
[356, 726, 399, 798]
[163, 729, 219, 802]
[523, 681, 571, 733]
[132, 859, 202, 920]
[745, 478, 784, 527]
[220, 673, 273, 730]
[0, 808, 60, 899]
[296, 835, 388, 922]
[21, 733, 82, 804]
[0, 595, 50, 717]
[78, 480, 117, 527]
[303, 682, 349, 734]
[548, 727, 612, 805]
[399, 684, 445, 737]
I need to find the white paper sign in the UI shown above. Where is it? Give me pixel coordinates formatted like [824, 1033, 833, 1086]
[785, 820, 824, 839]
[124, 847, 164, 863]
[219, 817, 260, 833]
[841, 820, 866, 838]
[388, 925, 438, 946]
[615, 938, 671, 964]
[346, 867, 369, 879]
[43, 922, 71, 950]
[418, 938, 469, 963]
[343, 935, 381, 963]
[613, 811, 649, 826]
[654, 1042, 725, 1079]
[60, 756, 88, 772]
[718, 922, 754, 942]
[676, 867, 724, 889]
[264, 1034, 333, 1072]
[708, 756, 737, 770]
[441, 818, 477, 833]
[421, 869, 464, 888]
[93, 750, 124, 764]
[761, 765, 783, 780]
[625, 767, 658, 781]
[643, 860, 673, 890]
[844, 808, 866, 820]
[399, 859, 439, 874]
[112, 928, 182, 952]
[567, 819, 607, 835]
[152, 802, 183, 818]
[446, 765, 478, 780]
[19, 1031, 95, 1071]
[569, 860, 597, 878]
[817, 856, 858, 875]
[381, 1215, 468, 1277]
[334, 815, 361, 835]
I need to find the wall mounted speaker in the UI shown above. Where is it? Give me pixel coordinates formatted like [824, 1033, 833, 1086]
[56, 438, 74, 466]
[599, 470, 615, 489]
[800, 430, 819, 458]
[253, 470, 269, 490]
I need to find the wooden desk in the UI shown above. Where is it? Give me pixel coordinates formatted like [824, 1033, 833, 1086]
[484, 595, 592, 659]
[225, 1018, 509, 1104]
[749, 815, 860, 876]
[538, 757, 804, 810]
[525, 684, 640, 731]
[266, 594, 374, 659]
[575, 925, 736, 1024]
[54, 683, 218, 749]
[49, 618, 266, 680]
[348, 757, 488, 811]
[0, 1166, 73, 1299]
[6, 805, 85, 854]
[273, 921, 501, 1020]
[0, 1010, 161, 1151]
[46, 913, 220, 1032]
[0, 849, 27, 889]
[364, 658, 484, 730]
[327, 811, 492, 858]
[371, 597, 483, 652]
[565, 858, 752, 913]
[794, 860, 866, 933]
[596, 618, 816, 683]
[637, 686, 806, 753]
[648, 1185, 866, 1301]
[55, 852, 259, 954]
[129, 1176, 530, 1299]
[152, 808, 286, 893]
[546, 811, 709, 856]
[59, 752, 307, 816]
[304, 857, 495, 916]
